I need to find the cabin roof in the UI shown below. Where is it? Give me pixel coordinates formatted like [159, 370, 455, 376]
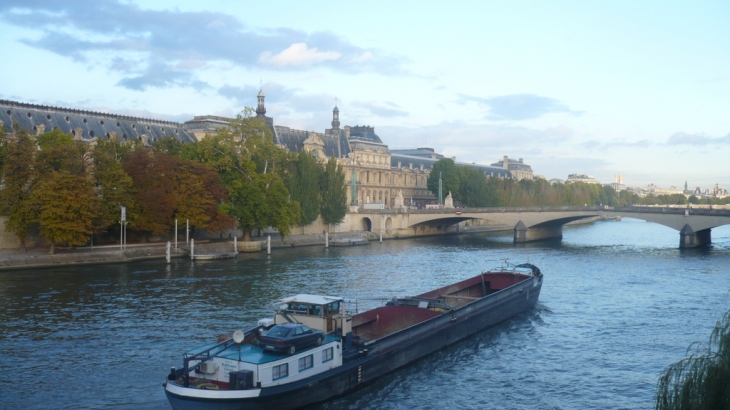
[277, 294, 343, 306]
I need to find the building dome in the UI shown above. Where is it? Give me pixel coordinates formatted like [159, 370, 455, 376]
[258, 89, 265, 97]
[348, 125, 382, 144]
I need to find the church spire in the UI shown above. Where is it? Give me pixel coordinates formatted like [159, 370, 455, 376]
[331, 98, 340, 130]
[256, 87, 266, 118]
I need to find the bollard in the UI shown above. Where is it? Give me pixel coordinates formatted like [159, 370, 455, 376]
[267, 235, 271, 255]
[166, 241, 171, 263]
[234, 236, 238, 253]
[325, 231, 329, 248]
[379, 229, 383, 243]
[190, 239, 194, 259]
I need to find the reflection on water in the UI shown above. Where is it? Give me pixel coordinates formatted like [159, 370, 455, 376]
[2, 220, 730, 409]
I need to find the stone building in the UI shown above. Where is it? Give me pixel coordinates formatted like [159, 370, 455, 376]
[490, 155, 534, 181]
[0, 100, 197, 144]
[248, 91, 511, 208]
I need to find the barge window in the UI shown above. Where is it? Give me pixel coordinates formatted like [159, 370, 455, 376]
[322, 347, 333, 363]
[272, 363, 288, 380]
[299, 355, 313, 371]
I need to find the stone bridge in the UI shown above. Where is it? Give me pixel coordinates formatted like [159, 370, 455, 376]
[348, 206, 730, 248]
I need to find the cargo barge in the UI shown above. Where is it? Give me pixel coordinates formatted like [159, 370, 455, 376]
[164, 263, 543, 410]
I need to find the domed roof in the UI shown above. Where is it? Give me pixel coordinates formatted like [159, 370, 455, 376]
[333, 105, 339, 112]
[258, 89, 265, 97]
[348, 125, 382, 144]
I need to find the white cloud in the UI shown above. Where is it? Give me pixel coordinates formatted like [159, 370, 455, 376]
[258, 43, 341, 67]
[348, 51, 373, 62]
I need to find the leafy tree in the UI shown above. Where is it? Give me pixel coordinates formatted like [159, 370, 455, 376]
[656, 308, 730, 410]
[152, 135, 184, 157]
[0, 127, 38, 251]
[458, 167, 489, 207]
[32, 170, 100, 254]
[427, 158, 461, 203]
[191, 108, 299, 241]
[36, 129, 90, 176]
[92, 139, 135, 233]
[319, 156, 348, 225]
[289, 150, 321, 225]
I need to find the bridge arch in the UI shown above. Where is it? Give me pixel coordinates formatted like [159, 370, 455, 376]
[360, 217, 372, 232]
[385, 217, 393, 235]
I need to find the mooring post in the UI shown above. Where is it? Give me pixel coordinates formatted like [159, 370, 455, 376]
[325, 231, 329, 248]
[175, 219, 178, 250]
[166, 241, 171, 263]
[190, 239, 194, 259]
[267, 235, 271, 255]
[234, 236, 238, 253]
[379, 229, 383, 243]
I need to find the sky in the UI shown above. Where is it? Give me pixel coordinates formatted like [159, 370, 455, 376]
[1, 0, 728, 189]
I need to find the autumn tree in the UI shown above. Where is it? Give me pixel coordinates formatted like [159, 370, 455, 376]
[31, 129, 100, 254]
[92, 139, 135, 233]
[0, 126, 38, 251]
[124, 149, 233, 239]
[33, 170, 100, 254]
[319, 156, 347, 225]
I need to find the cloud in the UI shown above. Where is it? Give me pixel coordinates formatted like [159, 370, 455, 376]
[0, 0, 406, 90]
[579, 138, 653, 150]
[117, 63, 210, 91]
[458, 93, 583, 121]
[352, 101, 409, 118]
[259, 43, 341, 67]
[666, 132, 730, 146]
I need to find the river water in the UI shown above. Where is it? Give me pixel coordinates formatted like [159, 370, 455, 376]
[2, 218, 730, 409]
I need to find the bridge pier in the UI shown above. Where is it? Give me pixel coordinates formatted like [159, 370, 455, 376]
[679, 224, 711, 248]
[514, 221, 563, 243]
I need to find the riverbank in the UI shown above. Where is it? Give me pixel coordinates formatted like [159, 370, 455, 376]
[0, 225, 515, 271]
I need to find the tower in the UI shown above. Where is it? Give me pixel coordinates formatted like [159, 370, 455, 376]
[256, 89, 266, 118]
[332, 104, 340, 130]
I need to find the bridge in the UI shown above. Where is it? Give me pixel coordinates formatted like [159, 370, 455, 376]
[349, 206, 730, 248]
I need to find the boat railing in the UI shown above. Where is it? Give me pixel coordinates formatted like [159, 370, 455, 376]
[171, 326, 263, 387]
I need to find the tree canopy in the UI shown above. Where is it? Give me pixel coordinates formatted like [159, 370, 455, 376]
[656, 308, 730, 410]
[289, 150, 322, 226]
[319, 156, 348, 225]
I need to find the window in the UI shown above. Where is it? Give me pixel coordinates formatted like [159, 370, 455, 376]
[299, 355, 313, 372]
[272, 363, 288, 380]
[322, 347, 333, 363]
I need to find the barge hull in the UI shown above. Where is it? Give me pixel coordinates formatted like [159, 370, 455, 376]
[166, 272, 542, 410]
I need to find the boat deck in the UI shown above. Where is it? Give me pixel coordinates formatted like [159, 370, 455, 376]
[185, 334, 340, 365]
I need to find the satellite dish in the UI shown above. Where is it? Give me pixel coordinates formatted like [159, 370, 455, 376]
[232, 330, 244, 344]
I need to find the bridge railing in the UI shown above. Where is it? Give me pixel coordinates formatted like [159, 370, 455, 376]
[367, 205, 730, 216]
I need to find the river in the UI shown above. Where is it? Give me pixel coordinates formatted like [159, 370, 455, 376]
[2, 218, 730, 409]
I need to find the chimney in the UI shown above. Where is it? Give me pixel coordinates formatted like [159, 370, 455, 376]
[503, 155, 509, 169]
[519, 158, 523, 163]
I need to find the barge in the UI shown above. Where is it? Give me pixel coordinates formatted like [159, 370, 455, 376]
[164, 263, 543, 410]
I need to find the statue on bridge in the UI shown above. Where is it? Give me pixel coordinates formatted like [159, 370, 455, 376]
[444, 191, 454, 209]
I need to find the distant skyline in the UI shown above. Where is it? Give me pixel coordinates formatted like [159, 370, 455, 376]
[1, 1, 728, 189]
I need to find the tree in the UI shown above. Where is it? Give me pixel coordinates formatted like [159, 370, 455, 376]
[458, 167, 489, 207]
[319, 156, 348, 225]
[0, 127, 38, 251]
[427, 158, 461, 203]
[152, 135, 184, 157]
[191, 108, 299, 241]
[124, 149, 233, 238]
[32, 170, 100, 254]
[289, 150, 321, 225]
[656, 309, 730, 410]
[92, 139, 135, 234]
